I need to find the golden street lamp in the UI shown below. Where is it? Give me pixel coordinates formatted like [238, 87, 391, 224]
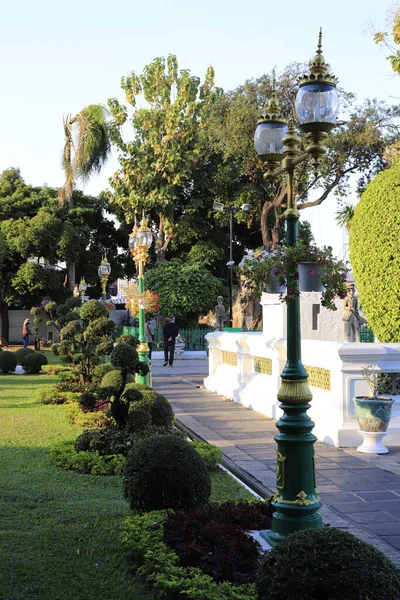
[98, 256, 111, 302]
[254, 29, 339, 546]
[78, 277, 87, 303]
[129, 218, 153, 384]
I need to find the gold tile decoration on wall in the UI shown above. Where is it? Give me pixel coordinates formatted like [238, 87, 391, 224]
[254, 356, 273, 375]
[304, 365, 331, 391]
[222, 351, 237, 366]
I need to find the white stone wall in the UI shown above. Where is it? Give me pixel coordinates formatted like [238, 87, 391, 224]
[205, 331, 400, 448]
[261, 292, 345, 343]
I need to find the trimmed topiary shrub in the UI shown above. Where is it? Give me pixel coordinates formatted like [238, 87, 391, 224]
[125, 404, 152, 434]
[350, 162, 400, 342]
[21, 351, 48, 374]
[93, 362, 114, 383]
[256, 527, 400, 600]
[78, 391, 98, 411]
[0, 351, 17, 374]
[136, 389, 174, 428]
[100, 369, 134, 389]
[124, 434, 211, 511]
[75, 428, 129, 456]
[116, 334, 139, 347]
[15, 347, 34, 365]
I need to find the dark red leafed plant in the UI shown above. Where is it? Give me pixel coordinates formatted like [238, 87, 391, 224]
[163, 502, 273, 584]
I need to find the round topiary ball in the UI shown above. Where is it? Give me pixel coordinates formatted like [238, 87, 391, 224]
[93, 363, 114, 383]
[21, 351, 48, 374]
[116, 334, 139, 347]
[79, 299, 109, 322]
[124, 433, 211, 511]
[0, 351, 18, 374]
[138, 389, 174, 427]
[110, 343, 139, 371]
[100, 369, 134, 389]
[350, 162, 400, 342]
[125, 404, 152, 434]
[256, 527, 400, 600]
[15, 347, 35, 365]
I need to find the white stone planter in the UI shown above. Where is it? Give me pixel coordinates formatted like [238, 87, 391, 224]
[356, 430, 389, 454]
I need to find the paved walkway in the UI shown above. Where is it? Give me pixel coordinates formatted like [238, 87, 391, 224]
[152, 358, 400, 566]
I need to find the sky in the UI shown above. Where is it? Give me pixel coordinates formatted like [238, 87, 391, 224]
[0, 0, 398, 258]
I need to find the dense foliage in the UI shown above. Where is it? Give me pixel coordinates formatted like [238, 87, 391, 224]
[164, 502, 273, 584]
[122, 511, 255, 600]
[51, 299, 115, 383]
[256, 527, 400, 600]
[21, 351, 48, 374]
[0, 351, 17, 374]
[123, 434, 211, 511]
[350, 162, 400, 341]
[145, 258, 225, 325]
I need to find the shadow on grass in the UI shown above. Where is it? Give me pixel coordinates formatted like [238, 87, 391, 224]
[0, 445, 145, 600]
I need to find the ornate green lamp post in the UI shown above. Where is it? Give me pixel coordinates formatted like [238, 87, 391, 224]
[254, 30, 339, 546]
[78, 277, 87, 303]
[98, 256, 111, 302]
[129, 218, 153, 384]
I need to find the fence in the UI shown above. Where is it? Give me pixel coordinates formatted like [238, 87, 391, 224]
[360, 323, 375, 343]
[114, 326, 214, 351]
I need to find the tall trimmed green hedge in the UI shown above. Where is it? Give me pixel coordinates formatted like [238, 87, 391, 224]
[350, 162, 400, 342]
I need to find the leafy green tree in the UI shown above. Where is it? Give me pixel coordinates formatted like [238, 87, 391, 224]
[350, 162, 400, 342]
[144, 259, 225, 326]
[205, 67, 400, 249]
[59, 104, 111, 289]
[0, 169, 123, 342]
[374, 6, 400, 75]
[52, 299, 115, 383]
[107, 55, 218, 260]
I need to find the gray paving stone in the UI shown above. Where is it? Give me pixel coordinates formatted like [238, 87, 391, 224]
[355, 490, 400, 502]
[332, 500, 400, 514]
[381, 536, 400, 551]
[347, 511, 399, 524]
[363, 522, 400, 536]
[319, 492, 360, 505]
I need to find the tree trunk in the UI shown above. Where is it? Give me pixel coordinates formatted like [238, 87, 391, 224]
[0, 300, 9, 344]
[67, 262, 76, 292]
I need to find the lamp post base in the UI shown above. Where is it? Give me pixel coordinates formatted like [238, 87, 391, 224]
[260, 506, 322, 548]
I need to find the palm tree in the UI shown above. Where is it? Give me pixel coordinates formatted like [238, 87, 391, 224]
[59, 104, 111, 289]
[335, 202, 355, 231]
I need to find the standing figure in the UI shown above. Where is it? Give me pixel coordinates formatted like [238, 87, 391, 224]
[145, 316, 155, 361]
[343, 282, 361, 343]
[22, 318, 32, 349]
[215, 296, 227, 331]
[163, 316, 179, 367]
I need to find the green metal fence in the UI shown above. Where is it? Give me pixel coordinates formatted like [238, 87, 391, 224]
[360, 323, 375, 343]
[114, 326, 214, 351]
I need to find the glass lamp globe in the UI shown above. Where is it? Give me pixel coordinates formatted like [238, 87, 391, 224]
[98, 259, 111, 277]
[137, 227, 153, 249]
[254, 121, 288, 156]
[79, 278, 87, 292]
[295, 82, 339, 125]
[128, 232, 137, 251]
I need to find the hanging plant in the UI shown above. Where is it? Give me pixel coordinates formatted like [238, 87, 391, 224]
[238, 244, 347, 311]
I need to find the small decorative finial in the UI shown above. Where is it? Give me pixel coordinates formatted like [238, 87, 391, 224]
[260, 69, 285, 122]
[317, 27, 322, 55]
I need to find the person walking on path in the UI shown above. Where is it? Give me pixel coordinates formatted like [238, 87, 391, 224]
[163, 316, 179, 367]
[22, 318, 32, 349]
[145, 316, 155, 361]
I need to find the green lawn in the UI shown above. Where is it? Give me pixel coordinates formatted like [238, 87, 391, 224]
[0, 369, 253, 599]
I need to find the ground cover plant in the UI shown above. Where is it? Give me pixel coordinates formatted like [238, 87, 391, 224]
[0, 371, 149, 600]
[0, 361, 254, 599]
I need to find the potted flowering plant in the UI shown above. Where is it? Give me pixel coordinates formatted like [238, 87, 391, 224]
[237, 248, 286, 296]
[270, 243, 348, 311]
[353, 365, 394, 454]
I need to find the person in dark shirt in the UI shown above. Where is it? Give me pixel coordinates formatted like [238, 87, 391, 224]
[163, 316, 179, 366]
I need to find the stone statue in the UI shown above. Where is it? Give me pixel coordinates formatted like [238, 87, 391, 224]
[343, 282, 361, 343]
[215, 296, 228, 331]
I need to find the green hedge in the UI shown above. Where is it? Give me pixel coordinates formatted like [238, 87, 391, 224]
[50, 441, 125, 476]
[350, 162, 400, 342]
[122, 511, 255, 600]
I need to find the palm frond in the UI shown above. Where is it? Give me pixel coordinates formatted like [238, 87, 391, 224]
[335, 203, 355, 231]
